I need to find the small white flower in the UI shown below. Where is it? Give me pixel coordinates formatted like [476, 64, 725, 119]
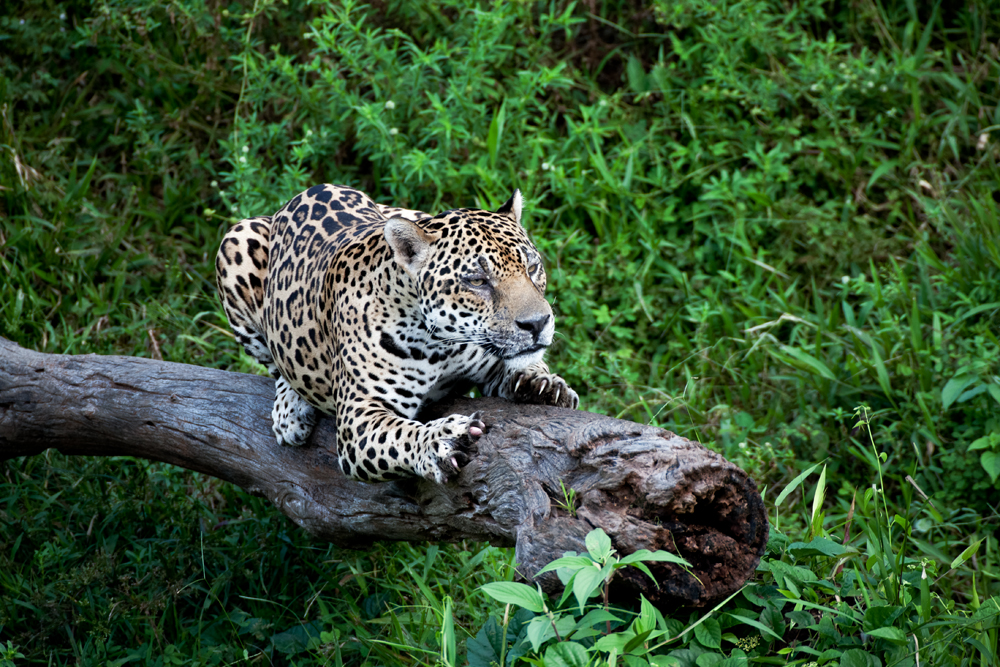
[384, 100, 395, 110]
[305, 128, 313, 136]
[239, 156, 246, 163]
[389, 128, 398, 135]
[242, 145, 249, 153]
[879, 85, 888, 92]
[231, 205, 238, 212]
[842, 275, 850, 284]
[977, 133, 989, 151]
[866, 81, 875, 88]
[60, 12, 66, 19]
[19, 19, 25, 24]
[738, 441, 747, 449]
[541, 162, 550, 171]
[210, 180, 218, 188]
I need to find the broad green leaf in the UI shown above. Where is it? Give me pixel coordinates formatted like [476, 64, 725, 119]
[537, 555, 596, 576]
[693, 617, 721, 648]
[633, 595, 657, 635]
[526, 615, 554, 652]
[479, 582, 545, 613]
[788, 537, 848, 559]
[951, 537, 984, 570]
[651, 657, 684, 667]
[862, 605, 902, 631]
[988, 385, 1000, 406]
[626, 55, 647, 93]
[981, 451, 1000, 484]
[594, 630, 635, 652]
[466, 617, 504, 667]
[571, 564, 607, 613]
[839, 649, 880, 667]
[586, 528, 613, 562]
[715, 656, 749, 667]
[775, 462, 823, 507]
[866, 626, 907, 644]
[968, 433, 1000, 451]
[544, 641, 589, 667]
[270, 620, 323, 655]
[942, 374, 977, 411]
[968, 595, 1000, 623]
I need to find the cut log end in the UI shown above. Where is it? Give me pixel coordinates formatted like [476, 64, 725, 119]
[428, 398, 769, 608]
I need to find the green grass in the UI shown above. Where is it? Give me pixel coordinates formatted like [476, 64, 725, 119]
[2, 0, 1000, 664]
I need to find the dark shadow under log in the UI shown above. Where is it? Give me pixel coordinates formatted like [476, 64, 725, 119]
[0, 337, 767, 609]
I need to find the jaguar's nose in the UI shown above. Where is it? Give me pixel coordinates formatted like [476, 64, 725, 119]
[515, 314, 551, 340]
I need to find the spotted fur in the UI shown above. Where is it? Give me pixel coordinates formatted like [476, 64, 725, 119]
[216, 184, 578, 483]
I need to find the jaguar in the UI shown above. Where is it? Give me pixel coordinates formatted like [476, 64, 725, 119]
[216, 184, 578, 483]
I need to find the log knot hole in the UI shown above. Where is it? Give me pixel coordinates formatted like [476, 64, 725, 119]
[273, 481, 318, 526]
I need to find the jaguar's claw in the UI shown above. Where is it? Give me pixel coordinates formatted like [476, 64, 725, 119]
[514, 374, 523, 393]
[538, 379, 548, 395]
[555, 387, 561, 403]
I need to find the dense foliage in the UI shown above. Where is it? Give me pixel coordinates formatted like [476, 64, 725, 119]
[1, 0, 998, 664]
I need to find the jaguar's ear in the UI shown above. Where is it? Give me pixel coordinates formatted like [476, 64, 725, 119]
[384, 216, 441, 275]
[496, 189, 523, 225]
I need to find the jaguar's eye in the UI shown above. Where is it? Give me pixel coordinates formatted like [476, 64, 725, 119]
[465, 276, 487, 287]
[527, 262, 540, 275]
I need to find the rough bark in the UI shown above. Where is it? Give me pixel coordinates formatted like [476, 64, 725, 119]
[0, 337, 767, 608]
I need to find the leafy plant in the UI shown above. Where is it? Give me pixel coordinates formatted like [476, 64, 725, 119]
[476, 528, 692, 665]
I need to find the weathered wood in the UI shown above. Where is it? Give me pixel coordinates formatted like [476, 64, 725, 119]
[0, 337, 767, 608]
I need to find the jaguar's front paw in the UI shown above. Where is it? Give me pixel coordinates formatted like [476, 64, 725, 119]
[272, 379, 318, 446]
[416, 412, 485, 484]
[510, 371, 579, 409]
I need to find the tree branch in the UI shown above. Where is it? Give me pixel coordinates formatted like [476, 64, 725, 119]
[0, 337, 767, 608]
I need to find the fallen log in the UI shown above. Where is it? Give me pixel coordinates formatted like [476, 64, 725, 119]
[0, 337, 767, 608]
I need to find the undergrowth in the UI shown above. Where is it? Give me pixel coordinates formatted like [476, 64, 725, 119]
[1, 0, 999, 664]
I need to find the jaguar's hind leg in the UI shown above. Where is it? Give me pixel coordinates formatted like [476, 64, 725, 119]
[217, 216, 319, 445]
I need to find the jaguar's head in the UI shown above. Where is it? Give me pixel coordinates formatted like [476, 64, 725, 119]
[384, 190, 553, 368]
